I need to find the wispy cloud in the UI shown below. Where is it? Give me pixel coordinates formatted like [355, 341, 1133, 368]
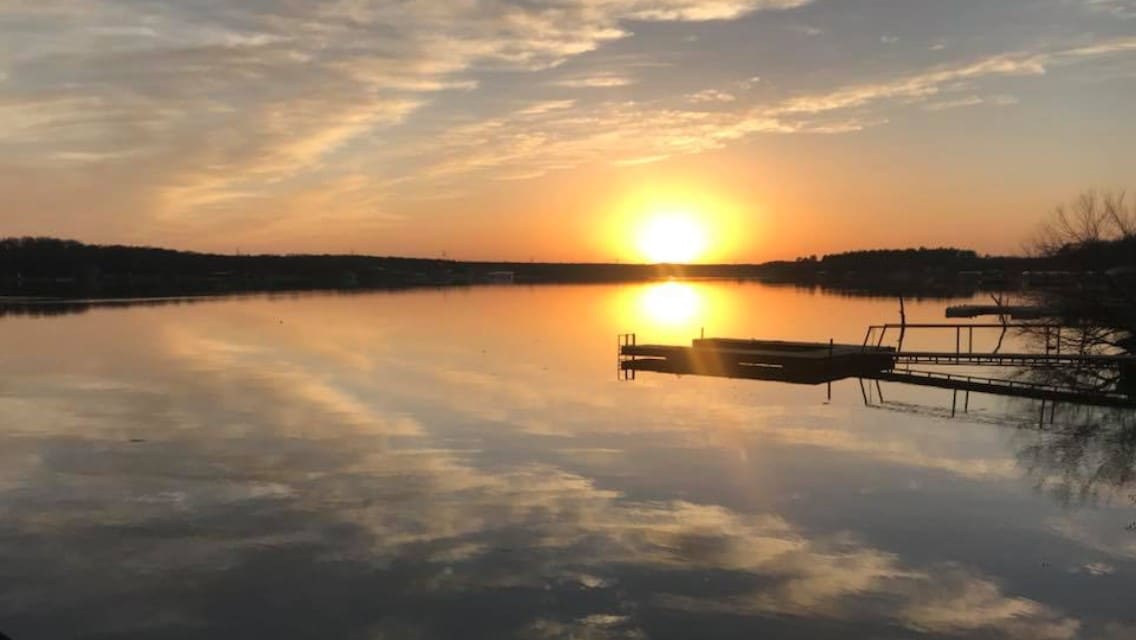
[553, 74, 636, 88]
[390, 37, 1134, 189]
[0, 0, 813, 240]
[687, 89, 737, 103]
[0, 0, 1132, 249]
[1080, 0, 1136, 19]
[922, 93, 1018, 111]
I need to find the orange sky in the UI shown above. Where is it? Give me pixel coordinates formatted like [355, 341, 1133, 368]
[1, 1, 1133, 262]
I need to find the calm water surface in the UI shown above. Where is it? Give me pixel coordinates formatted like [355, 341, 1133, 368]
[1, 282, 1133, 639]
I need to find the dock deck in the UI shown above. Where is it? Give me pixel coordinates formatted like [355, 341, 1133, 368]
[619, 337, 896, 384]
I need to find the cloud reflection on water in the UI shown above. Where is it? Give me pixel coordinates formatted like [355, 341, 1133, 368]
[0, 285, 1133, 638]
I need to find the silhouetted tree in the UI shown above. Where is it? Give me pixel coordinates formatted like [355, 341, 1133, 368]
[1031, 190, 1136, 264]
[1013, 190, 1136, 394]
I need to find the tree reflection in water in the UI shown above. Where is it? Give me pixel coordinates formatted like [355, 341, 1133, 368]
[1013, 401, 1136, 506]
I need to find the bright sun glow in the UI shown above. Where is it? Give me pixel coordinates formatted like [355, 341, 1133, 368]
[640, 281, 701, 326]
[636, 212, 709, 263]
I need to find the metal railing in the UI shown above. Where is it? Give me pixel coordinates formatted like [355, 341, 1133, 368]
[618, 333, 637, 380]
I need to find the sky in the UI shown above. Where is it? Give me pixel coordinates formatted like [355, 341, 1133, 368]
[1, 0, 1134, 262]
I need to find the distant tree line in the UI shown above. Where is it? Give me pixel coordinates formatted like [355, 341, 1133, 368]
[1, 226, 1121, 301]
[0, 237, 745, 296]
[815, 247, 978, 271]
[0, 237, 451, 280]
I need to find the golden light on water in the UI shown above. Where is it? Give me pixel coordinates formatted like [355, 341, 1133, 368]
[640, 281, 701, 325]
[612, 281, 738, 344]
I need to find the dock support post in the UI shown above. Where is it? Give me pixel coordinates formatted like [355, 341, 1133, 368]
[898, 297, 907, 353]
[827, 338, 833, 401]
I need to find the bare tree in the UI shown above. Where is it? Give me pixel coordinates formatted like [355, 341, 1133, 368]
[1031, 189, 1136, 260]
[1014, 190, 1136, 393]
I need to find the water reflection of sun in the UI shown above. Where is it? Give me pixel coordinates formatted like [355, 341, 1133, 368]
[641, 281, 701, 325]
[615, 281, 735, 344]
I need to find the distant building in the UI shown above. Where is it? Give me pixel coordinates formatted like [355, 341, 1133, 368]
[1022, 271, 1075, 289]
[485, 271, 515, 284]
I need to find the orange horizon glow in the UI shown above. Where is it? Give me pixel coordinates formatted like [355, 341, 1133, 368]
[601, 180, 752, 264]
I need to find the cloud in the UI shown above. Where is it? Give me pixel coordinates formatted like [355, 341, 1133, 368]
[768, 51, 1049, 116]
[1, 1, 1133, 247]
[515, 99, 578, 116]
[1077, 562, 1116, 575]
[1080, 0, 1136, 19]
[687, 89, 737, 103]
[922, 95, 986, 111]
[0, 0, 811, 241]
[788, 24, 824, 36]
[554, 74, 636, 88]
[384, 37, 1130, 189]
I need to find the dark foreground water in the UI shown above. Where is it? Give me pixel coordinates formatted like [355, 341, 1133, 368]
[1, 283, 1133, 639]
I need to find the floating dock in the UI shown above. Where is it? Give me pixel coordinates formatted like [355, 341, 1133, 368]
[945, 304, 1056, 319]
[619, 336, 896, 384]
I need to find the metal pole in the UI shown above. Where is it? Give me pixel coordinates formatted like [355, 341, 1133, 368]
[898, 297, 906, 353]
[617, 334, 621, 380]
[827, 338, 833, 401]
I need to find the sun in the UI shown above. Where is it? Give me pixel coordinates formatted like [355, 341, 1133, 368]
[636, 212, 709, 263]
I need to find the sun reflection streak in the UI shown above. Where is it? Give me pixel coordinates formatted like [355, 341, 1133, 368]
[641, 281, 701, 326]
[614, 281, 735, 344]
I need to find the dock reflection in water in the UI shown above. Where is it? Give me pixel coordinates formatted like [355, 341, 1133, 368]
[0, 283, 1133, 639]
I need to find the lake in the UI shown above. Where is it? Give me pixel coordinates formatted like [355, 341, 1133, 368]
[1, 282, 1133, 639]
